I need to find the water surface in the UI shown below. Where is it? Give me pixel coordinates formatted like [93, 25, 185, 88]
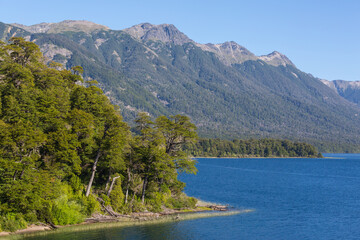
[20, 154, 360, 239]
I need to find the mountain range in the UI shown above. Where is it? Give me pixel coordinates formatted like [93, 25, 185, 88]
[1, 20, 360, 152]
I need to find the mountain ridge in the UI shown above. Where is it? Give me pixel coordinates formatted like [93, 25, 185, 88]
[124, 22, 294, 67]
[10, 20, 109, 34]
[9, 21, 295, 67]
[1, 20, 360, 152]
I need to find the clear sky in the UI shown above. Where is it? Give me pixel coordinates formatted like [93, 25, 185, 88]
[1, 0, 359, 80]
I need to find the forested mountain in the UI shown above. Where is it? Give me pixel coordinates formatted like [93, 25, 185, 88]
[1, 20, 360, 151]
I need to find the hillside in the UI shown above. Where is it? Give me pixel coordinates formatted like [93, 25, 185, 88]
[1, 21, 360, 151]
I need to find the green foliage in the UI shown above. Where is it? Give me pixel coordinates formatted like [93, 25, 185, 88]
[125, 113, 197, 206]
[127, 197, 146, 213]
[0, 213, 27, 232]
[165, 195, 197, 209]
[100, 194, 111, 207]
[109, 181, 124, 212]
[185, 138, 321, 158]
[76, 194, 101, 216]
[146, 192, 163, 213]
[51, 196, 85, 225]
[0, 38, 199, 228]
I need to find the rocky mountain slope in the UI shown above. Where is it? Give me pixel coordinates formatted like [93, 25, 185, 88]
[321, 79, 360, 106]
[1, 20, 360, 151]
[11, 20, 109, 33]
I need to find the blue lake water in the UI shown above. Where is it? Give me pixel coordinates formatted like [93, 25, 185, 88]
[20, 154, 360, 239]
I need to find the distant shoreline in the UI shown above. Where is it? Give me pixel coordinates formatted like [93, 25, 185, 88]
[193, 156, 320, 159]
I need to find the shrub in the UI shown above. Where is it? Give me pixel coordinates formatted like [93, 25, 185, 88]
[24, 211, 38, 223]
[51, 196, 85, 225]
[109, 181, 124, 212]
[77, 194, 101, 216]
[69, 175, 83, 192]
[0, 213, 27, 232]
[129, 197, 146, 213]
[166, 195, 197, 209]
[100, 194, 111, 206]
[146, 192, 163, 212]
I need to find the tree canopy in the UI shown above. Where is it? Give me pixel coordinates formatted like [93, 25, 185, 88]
[0, 38, 198, 232]
[185, 138, 322, 158]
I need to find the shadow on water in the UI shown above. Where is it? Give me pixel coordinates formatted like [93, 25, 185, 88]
[6, 211, 247, 240]
[4, 223, 192, 240]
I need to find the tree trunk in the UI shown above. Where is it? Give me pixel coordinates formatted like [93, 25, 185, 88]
[85, 125, 109, 197]
[125, 167, 131, 204]
[141, 175, 148, 204]
[107, 176, 120, 196]
[131, 192, 136, 203]
[19, 169, 25, 179]
[85, 150, 102, 197]
[105, 170, 112, 192]
[125, 183, 129, 204]
[13, 170, 18, 181]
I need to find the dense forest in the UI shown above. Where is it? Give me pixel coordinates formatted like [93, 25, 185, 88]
[185, 138, 322, 158]
[0, 38, 198, 232]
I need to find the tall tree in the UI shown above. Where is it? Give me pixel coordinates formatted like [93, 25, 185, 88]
[155, 115, 198, 174]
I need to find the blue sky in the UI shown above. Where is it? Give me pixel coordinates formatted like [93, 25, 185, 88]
[1, 0, 359, 80]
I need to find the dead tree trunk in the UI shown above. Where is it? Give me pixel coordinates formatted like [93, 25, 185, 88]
[107, 176, 120, 196]
[13, 170, 18, 181]
[85, 125, 109, 197]
[105, 170, 112, 192]
[141, 175, 148, 204]
[85, 150, 101, 197]
[125, 167, 131, 204]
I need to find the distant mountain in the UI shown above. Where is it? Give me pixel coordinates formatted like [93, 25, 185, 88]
[2, 20, 360, 152]
[10, 20, 109, 33]
[123, 23, 193, 45]
[321, 79, 360, 105]
[258, 51, 295, 67]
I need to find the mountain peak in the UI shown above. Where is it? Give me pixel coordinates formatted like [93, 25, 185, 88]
[123, 23, 193, 45]
[258, 51, 295, 67]
[11, 20, 109, 34]
[197, 41, 257, 65]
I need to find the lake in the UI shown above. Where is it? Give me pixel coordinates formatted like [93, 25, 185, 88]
[19, 154, 360, 239]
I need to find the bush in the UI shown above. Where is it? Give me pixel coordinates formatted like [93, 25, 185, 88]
[69, 175, 83, 192]
[0, 213, 27, 232]
[24, 211, 38, 223]
[51, 196, 85, 225]
[109, 180, 124, 212]
[129, 197, 146, 213]
[100, 194, 111, 206]
[166, 195, 197, 209]
[77, 194, 101, 216]
[146, 192, 163, 212]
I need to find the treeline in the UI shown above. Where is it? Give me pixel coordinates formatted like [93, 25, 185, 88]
[0, 38, 197, 232]
[185, 138, 322, 158]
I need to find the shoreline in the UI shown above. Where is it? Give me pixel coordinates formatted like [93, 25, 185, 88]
[193, 156, 320, 159]
[0, 202, 253, 238]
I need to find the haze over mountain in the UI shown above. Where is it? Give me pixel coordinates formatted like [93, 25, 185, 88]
[1, 20, 360, 151]
[321, 79, 360, 106]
